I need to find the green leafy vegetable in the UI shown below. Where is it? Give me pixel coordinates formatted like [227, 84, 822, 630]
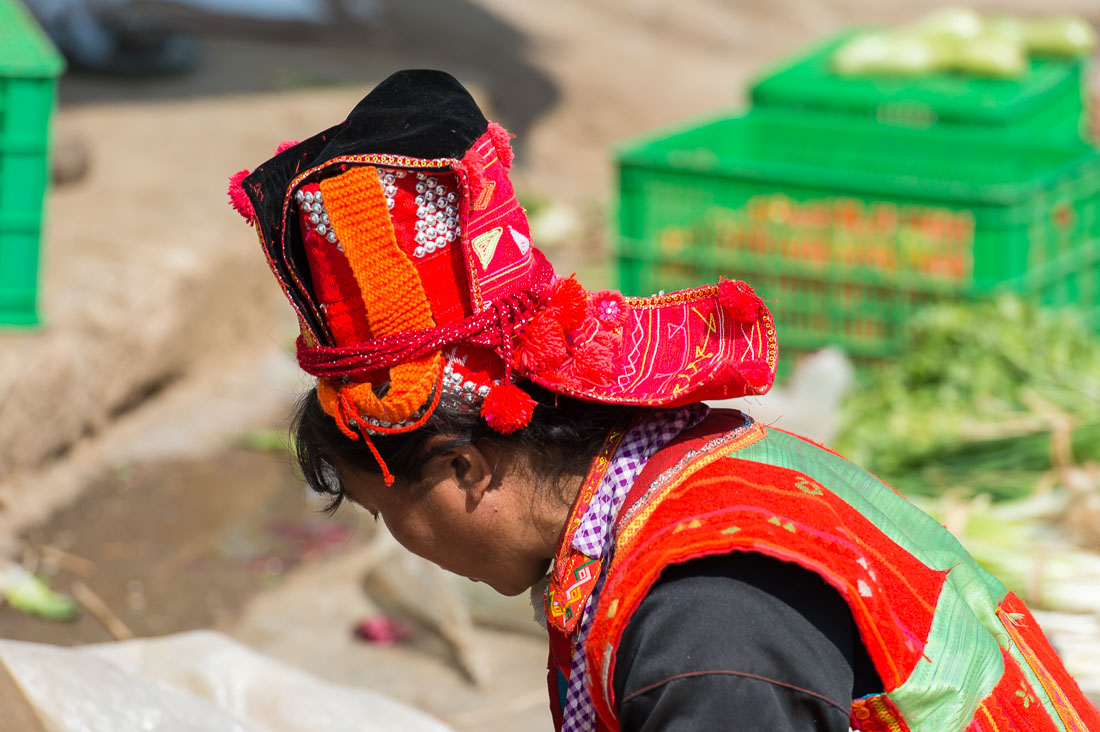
[836, 296, 1100, 500]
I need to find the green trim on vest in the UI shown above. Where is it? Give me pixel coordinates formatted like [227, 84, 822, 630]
[730, 428, 1067, 728]
[892, 585, 1004, 730]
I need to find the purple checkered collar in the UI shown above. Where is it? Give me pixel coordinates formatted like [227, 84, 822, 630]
[559, 403, 709, 732]
[571, 403, 709, 558]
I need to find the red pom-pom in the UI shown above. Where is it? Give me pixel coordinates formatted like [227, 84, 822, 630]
[275, 139, 299, 155]
[487, 121, 515, 169]
[571, 332, 618, 386]
[461, 147, 486, 199]
[548, 276, 588, 332]
[719, 279, 761, 322]
[227, 169, 255, 223]
[481, 383, 535, 434]
[739, 359, 773, 392]
[517, 311, 568, 373]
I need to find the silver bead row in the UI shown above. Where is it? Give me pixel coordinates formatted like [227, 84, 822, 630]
[442, 362, 494, 405]
[294, 189, 341, 250]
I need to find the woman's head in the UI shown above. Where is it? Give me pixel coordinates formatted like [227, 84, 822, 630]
[233, 69, 777, 591]
[293, 381, 639, 594]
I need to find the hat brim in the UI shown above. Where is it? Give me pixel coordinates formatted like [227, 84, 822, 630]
[528, 284, 778, 405]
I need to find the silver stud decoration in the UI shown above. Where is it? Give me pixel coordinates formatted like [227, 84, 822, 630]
[298, 188, 343, 252]
[404, 169, 460, 259]
[439, 359, 495, 414]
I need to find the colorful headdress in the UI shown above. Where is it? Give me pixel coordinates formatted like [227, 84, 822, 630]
[230, 70, 777, 483]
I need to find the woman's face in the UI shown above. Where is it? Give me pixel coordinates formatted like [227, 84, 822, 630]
[338, 445, 564, 596]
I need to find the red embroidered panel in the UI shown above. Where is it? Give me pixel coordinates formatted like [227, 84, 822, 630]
[966, 650, 1063, 732]
[995, 594, 1100, 732]
[587, 457, 947, 726]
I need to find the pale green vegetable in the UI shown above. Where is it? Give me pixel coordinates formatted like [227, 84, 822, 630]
[831, 11, 1096, 79]
[833, 32, 942, 76]
[836, 295, 1100, 500]
[984, 15, 1027, 45]
[913, 7, 984, 42]
[952, 34, 1028, 78]
[0, 564, 80, 621]
[1025, 16, 1097, 57]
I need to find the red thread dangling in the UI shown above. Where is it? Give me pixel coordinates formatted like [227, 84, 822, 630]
[359, 426, 396, 487]
[332, 389, 395, 485]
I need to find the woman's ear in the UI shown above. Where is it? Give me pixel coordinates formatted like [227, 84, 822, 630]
[420, 439, 496, 508]
[450, 443, 495, 506]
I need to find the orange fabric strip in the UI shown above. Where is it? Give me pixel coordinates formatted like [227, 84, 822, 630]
[319, 166, 441, 425]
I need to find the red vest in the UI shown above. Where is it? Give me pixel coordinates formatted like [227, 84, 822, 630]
[547, 412, 1100, 732]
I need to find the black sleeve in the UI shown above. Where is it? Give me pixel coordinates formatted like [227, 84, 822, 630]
[611, 552, 881, 732]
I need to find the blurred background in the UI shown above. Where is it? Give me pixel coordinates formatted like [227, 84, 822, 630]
[1, 1, 1099, 730]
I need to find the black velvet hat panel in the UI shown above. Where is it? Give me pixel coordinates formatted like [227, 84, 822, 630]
[242, 70, 490, 341]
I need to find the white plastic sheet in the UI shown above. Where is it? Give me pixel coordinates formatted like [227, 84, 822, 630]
[0, 630, 454, 732]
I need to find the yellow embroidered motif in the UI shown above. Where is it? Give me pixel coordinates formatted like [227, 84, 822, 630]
[471, 227, 503, 269]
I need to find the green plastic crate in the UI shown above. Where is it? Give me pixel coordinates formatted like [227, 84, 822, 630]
[0, 0, 64, 327]
[616, 109, 1100, 376]
[750, 30, 1087, 141]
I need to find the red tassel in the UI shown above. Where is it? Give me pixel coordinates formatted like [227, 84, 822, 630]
[227, 169, 255, 223]
[549, 276, 588, 332]
[719, 279, 761, 322]
[275, 139, 300, 155]
[517, 311, 568, 373]
[571, 332, 617, 386]
[739, 359, 773, 391]
[487, 121, 515, 169]
[481, 383, 535, 433]
[461, 147, 486, 199]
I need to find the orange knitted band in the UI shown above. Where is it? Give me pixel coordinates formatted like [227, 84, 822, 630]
[317, 166, 442, 427]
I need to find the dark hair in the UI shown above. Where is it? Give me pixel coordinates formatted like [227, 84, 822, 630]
[292, 382, 642, 511]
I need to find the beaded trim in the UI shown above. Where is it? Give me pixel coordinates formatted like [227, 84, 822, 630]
[295, 188, 340, 248]
[410, 171, 461, 259]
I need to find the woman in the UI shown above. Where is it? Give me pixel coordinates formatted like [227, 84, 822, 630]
[229, 70, 1099, 731]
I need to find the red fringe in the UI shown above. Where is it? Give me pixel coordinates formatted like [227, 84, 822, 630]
[549, 276, 588, 332]
[517, 311, 568, 373]
[719, 279, 761, 322]
[461, 147, 486, 199]
[275, 139, 300, 155]
[571, 332, 617, 386]
[481, 383, 535, 433]
[227, 169, 255, 223]
[739, 359, 773, 391]
[487, 121, 515, 169]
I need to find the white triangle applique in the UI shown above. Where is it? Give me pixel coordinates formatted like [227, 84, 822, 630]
[510, 226, 531, 255]
[471, 227, 503, 269]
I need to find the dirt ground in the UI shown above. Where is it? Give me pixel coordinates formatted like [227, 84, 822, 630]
[3, 0, 1100, 729]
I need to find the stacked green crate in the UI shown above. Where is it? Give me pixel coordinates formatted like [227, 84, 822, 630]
[750, 30, 1088, 141]
[0, 0, 64, 326]
[616, 109, 1100, 376]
